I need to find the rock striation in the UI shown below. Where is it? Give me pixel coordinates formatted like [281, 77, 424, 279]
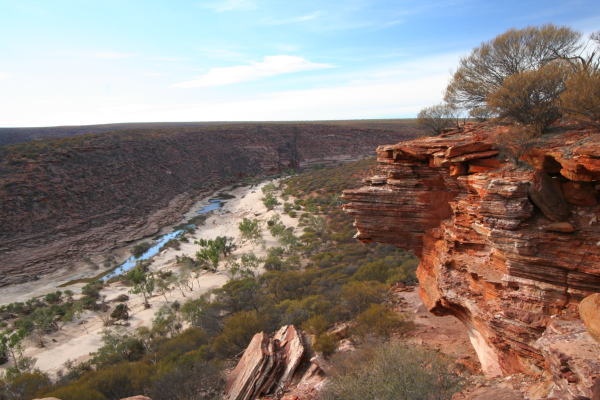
[224, 325, 322, 400]
[0, 123, 417, 287]
[343, 122, 600, 397]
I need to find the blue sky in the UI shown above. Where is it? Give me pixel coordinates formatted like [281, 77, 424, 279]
[0, 0, 599, 126]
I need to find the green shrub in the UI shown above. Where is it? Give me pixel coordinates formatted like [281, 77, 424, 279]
[321, 343, 463, 400]
[181, 297, 223, 335]
[82, 361, 153, 400]
[149, 359, 223, 400]
[44, 291, 63, 304]
[90, 331, 146, 368]
[46, 385, 107, 400]
[159, 238, 181, 252]
[263, 247, 285, 271]
[353, 304, 413, 338]
[238, 218, 262, 243]
[213, 278, 260, 314]
[211, 310, 267, 358]
[132, 242, 152, 258]
[313, 333, 337, 356]
[110, 304, 129, 321]
[150, 328, 209, 363]
[262, 192, 279, 210]
[340, 281, 387, 317]
[1, 371, 51, 400]
[302, 315, 329, 335]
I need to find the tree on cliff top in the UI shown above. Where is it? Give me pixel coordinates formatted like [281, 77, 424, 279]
[487, 61, 569, 134]
[417, 103, 459, 135]
[444, 24, 581, 114]
[559, 32, 600, 127]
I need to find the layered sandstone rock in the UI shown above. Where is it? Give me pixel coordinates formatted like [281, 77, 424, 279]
[343, 123, 600, 397]
[225, 325, 320, 400]
[34, 397, 150, 400]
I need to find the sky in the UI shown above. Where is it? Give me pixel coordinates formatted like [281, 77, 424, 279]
[0, 0, 599, 127]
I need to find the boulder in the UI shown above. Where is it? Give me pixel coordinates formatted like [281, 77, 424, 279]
[33, 398, 62, 400]
[120, 397, 152, 400]
[529, 170, 570, 222]
[580, 293, 600, 343]
[224, 325, 310, 400]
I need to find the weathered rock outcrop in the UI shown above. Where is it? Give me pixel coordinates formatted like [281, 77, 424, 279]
[35, 397, 150, 400]
[343, 123, 600, 397]
[580, 293, 600, 343]
[0, 123, 417, 286]
[225, 325, 322, 400]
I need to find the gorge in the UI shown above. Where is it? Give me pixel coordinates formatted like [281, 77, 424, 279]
[0, 122, 419, 287]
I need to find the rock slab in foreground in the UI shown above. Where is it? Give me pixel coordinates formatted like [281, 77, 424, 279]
[224, 325, 312, 400]
[34, 397, 151, 400]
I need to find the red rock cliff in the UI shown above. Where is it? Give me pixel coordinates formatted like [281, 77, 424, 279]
[343, 123, 600, 396]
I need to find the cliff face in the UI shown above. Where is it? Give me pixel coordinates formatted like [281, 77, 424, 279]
[0, 123, 417, 286]
[343, 123, 600, 397]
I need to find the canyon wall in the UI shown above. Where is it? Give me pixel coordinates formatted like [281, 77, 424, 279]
[0, 123, 418, 286]
[343, 123, 600, 398]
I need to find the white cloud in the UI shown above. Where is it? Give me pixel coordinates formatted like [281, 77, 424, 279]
[89, 51, 136, 59]
[204, 0, 256, 12]
[171, 55, 333, 88]
[0, 51, 462, 126]
[0, 72, 9, 80]
[265, 11, 322, 25]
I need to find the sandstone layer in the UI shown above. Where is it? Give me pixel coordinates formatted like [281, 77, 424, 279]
[343, 122, 600, 397]
[224, 325, 322, 400]
[0, 123, 417, 286]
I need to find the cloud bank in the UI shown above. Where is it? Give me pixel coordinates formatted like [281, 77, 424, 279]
[172, 55, 333, 88]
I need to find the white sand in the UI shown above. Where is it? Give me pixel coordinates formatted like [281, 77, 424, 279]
[3, 179, 301, 377]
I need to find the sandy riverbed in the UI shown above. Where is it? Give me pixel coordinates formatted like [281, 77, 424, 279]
[2, 179, 300, 376]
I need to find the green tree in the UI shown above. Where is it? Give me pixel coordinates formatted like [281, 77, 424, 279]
[181, 296, 223, 335]
[126, 266, 155, 308]
[238, 218, 263, 244]
[262, 192, 279, 210]
[0, 329, 29, 375]
[195, 237, 236, 271]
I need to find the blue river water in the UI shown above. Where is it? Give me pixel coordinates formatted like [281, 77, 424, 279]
[102, 199, 223, 281]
